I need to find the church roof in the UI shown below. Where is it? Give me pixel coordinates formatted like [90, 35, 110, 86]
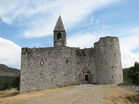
[54, 16, 65, 31]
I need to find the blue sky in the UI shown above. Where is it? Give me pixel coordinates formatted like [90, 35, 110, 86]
[0, 0, 139, 68]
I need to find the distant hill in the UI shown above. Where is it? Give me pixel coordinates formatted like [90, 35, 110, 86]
[0, 64, 20, 77]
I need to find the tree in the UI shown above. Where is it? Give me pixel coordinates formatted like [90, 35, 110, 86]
[0, 76, 20, 90]
[12, 76, 20, 90]
[128, 62, 139, 85]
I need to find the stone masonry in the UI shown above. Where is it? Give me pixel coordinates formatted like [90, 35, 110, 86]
[20, 16, 123, 93]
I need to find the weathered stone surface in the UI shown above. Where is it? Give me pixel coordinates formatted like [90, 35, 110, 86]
[20, 17, 123, 93]
[94, 37, 123, 84]
[20, 47, 97, 93]
[20, 36, 123, 93]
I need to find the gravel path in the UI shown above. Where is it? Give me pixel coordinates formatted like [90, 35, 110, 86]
[0, 84, 136, 104]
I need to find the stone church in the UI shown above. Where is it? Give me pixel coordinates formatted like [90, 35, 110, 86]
[20, 16, 123, 93]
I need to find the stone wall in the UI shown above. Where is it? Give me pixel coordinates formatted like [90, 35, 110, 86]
[20, 47, 96, 93]
[94, 36, 123, 84]
[20, 36, 123, 93]
[76, 48, 97, 84]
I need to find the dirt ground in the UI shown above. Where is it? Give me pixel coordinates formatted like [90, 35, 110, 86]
[0, 84, 139, 104]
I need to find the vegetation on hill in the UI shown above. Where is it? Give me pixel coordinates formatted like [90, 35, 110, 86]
[128, 62, 139, 85]
[123, 62, 139, 85]
[0, 76, 20, 90]
[0, 64, 20, 91]
[0, 64, 20, 76]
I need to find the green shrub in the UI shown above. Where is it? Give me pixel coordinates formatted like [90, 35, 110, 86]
[128, 62, 139, 85]
[0, 76, 20, 90]
[123, 68, 132, 83]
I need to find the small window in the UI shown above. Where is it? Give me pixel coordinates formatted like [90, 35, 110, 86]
[66, 58, 69, 63]
[57, 33, 62, 40]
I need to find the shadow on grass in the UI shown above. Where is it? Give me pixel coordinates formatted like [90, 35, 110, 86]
[0, 92, 19, 98]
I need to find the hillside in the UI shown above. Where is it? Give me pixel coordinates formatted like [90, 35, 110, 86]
[0, 85, 139, 104]
[0, 64, 20, 76]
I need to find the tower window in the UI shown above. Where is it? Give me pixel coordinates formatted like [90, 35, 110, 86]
[57, 33, 62, 40]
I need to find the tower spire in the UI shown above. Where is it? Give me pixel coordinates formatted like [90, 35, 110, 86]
[53, 16, 66, 47]
[54, 16, 65, 32]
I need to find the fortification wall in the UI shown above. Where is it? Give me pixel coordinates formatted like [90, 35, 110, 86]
[20, 36, 123, 93]
[20, 47, 96, 93]
[94, 36, 123, 84]
[76, 48, 97, 84]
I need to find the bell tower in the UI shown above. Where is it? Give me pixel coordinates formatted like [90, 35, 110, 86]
[53, 16, 66, 47]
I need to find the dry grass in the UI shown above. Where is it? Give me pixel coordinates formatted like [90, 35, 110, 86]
[0, 85, 138, 104]
[0, 89, 19, 98]
[126, 94, 139, 104]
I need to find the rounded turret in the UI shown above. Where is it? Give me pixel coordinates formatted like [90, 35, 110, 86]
[94, 36, 123, 84]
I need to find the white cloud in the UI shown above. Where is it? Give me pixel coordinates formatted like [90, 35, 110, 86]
[120, 27, 139, 68]
[120, 35, 139, 51]
[120, 49, 139, 68]
[0, 0, 29, 24]
[67, 33, 99, 48]
[0, 0, 120, 38]
[0, 37, 21, 69]
[131, 27, 139, 35]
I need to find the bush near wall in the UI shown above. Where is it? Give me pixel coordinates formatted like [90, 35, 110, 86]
[0, 76, 20, 90]
[123, 62, 139, 85]
[123, 68, 132, 84]
[128, 62, 139, 85]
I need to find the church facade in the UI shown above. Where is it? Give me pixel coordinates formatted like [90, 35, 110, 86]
[20, 16, 123, 93]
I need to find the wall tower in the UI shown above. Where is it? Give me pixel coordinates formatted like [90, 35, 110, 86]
[54, 16, 66, 47]
[94, 37, 123, 84]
